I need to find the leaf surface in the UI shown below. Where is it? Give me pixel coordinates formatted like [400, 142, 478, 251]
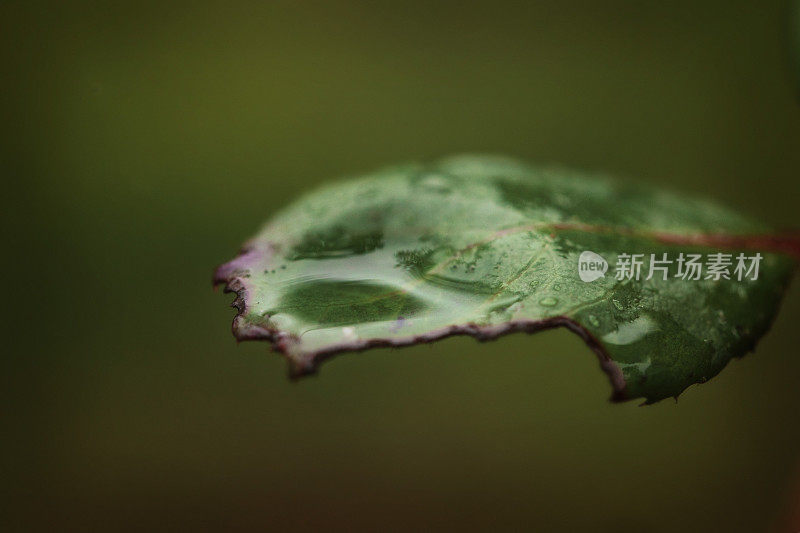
[214, 155, 797, 403]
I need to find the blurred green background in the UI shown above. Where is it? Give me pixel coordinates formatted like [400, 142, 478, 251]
[4, 1, 800, 531]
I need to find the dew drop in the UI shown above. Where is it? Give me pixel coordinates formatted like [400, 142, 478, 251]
[419, 173, 451, 192]
[539, 297, 558, 307]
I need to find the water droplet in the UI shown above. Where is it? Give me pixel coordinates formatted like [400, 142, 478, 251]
[539, 297, 558, 307]
[553, 283, 562, 291]
[602, 315, 657, 345]
[419, 173, 451, 192]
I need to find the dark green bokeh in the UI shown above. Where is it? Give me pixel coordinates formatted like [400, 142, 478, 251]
[4, 1, 800, 531]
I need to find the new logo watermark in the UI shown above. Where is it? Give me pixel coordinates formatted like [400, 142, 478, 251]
[578, 251, 608, 282]
[578, 251, 762, 282]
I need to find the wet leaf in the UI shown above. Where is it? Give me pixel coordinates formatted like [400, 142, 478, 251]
[214, 155, 797, 403]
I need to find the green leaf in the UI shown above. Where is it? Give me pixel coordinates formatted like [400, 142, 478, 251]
[214, 155, 797, 403]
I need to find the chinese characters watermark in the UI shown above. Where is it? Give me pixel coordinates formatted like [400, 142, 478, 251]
[578, 251, 762, 282]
